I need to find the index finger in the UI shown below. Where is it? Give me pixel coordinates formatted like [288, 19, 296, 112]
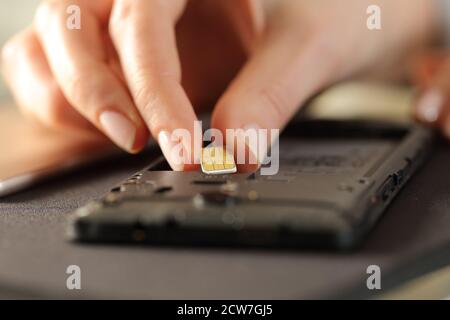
[109, 0, 200, 170]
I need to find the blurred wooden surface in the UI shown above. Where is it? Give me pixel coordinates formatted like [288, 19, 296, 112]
[0, 105, 112, 181]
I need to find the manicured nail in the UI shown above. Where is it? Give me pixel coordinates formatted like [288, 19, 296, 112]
[416, 90, 444, 123]
[158, 131, 185, 171]
[100, 111, 136, 152]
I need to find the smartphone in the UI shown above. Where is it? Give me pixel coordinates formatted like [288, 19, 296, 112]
[0, 107, 116, 197]
[69, 119, 433, 250]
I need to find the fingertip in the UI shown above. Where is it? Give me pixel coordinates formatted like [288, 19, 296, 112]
[415, 89, 444, 125]
[129, 126, 149, 154]
[99, 110, 145, 153]
[157, 130, 185, 171]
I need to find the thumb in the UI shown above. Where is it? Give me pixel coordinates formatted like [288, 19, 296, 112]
[211, 20, 336, 170]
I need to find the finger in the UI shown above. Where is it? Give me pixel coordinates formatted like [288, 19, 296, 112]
[440, 103, 450, 139]
[109, 0, 200, 170]
[212, 18, 335, 171]
[409, 51, 449, 88]
[217, 0, 264, 52]
[414, 57, 450, 132]
[1, 28, 94, 131]
[34, 0, 149, 153]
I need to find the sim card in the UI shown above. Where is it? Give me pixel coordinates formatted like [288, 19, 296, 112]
[201, 146, 237, 175]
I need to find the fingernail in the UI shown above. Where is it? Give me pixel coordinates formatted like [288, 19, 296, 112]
[99, 111, 136, 152]
[158, 131, 185, 171]
[416, 90, 444, 123]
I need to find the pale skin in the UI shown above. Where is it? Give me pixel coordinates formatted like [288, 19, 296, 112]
[0, 0, 439, 171]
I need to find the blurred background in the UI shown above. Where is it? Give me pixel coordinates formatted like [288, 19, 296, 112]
[0, 1, 40, 100]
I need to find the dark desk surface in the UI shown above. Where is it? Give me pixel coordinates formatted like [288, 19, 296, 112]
[1, 142, 449, 299]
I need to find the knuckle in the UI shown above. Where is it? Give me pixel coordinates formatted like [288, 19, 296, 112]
[1, 31, 38, 82]
[109, 0, 184, 37]
[64, 72, 100, 110]
[131, 69, 159, 111]
[63, 70, 122, 117]
[1, 32, 33, 63]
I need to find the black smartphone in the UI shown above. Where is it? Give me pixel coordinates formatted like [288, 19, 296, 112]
[69, 119, 433, 250]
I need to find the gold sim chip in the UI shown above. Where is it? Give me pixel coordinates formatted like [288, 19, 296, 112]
[201, 146, 237, 175]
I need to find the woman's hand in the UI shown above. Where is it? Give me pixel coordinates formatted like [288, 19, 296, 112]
[1, 0, 261, 170]
[1, 0, 438, 170]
